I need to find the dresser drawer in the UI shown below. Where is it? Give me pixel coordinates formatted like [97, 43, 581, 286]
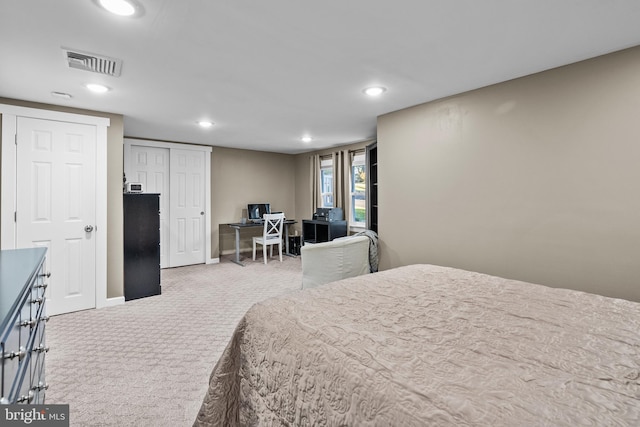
[1, 287, 33, 402]
[29, 292, 49, 405]
[1, 310, 22, 400]
[12, 353, 34, 404]
[31, 268, 48, 303]
[24, 281, 49, 405]
[29, 342, 49, 405]
[19, 294, 35, 352]
[10, 312, 48, 405]
[0, 248, 48, 404]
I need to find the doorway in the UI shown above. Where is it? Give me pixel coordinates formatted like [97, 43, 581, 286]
[1, 105, 109, 315]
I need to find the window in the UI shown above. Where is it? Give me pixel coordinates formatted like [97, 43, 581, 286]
[320, 157, 333, 208]
[350, 151, 366, 226]
[317, 151, 367, 226]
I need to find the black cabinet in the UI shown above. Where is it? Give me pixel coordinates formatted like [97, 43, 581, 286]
[124, 194, 160, 301]
[366, 142, 378, 233]
[288, 235, 302, 255]
[302, 220, 347, 244]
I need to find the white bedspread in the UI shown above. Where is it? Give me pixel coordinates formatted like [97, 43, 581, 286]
[194, 264, 640, 426]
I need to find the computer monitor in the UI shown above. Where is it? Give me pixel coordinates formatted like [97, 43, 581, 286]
[247, 203, 271, 220]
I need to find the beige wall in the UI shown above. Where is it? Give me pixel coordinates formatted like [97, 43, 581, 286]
[0, 97, 125, 299]
[377, 46, 640, 302]
[212, 147, 296, 257]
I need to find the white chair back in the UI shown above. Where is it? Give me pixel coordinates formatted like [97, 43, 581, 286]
[262, 213, 284, 240]
[253, 213, 285, 264]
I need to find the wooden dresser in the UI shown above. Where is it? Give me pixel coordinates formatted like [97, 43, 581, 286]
[0, 248, 49, 405]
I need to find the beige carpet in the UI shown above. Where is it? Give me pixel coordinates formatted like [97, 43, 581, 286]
[46, 254, 303, 426]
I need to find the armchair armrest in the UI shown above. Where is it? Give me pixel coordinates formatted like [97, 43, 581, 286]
[301, 235, 370, 289]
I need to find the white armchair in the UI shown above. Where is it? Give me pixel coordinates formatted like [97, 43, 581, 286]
[301, 235, 371, 289]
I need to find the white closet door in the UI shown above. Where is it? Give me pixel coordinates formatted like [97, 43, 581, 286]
[16, 117, 97, 315]
[169, 149, 206, 267]
[128, 145, 170, 268]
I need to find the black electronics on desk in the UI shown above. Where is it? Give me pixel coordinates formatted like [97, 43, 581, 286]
[247, 203, 271, 221]
[313, 207, 344, 222]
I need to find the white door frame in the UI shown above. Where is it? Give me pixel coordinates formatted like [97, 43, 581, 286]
[124, 138, 214, 264]
[1, 104, 110, 309]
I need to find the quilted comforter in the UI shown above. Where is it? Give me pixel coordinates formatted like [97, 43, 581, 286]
[194, 264, 640, 426]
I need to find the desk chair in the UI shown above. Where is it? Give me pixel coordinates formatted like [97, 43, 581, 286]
[252, 213, 285, 264]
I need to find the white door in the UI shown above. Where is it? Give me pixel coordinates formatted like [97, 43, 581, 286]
[16, 117, 97, 315]
[169, 149, 206, 267]
[128, 145, 170, 268]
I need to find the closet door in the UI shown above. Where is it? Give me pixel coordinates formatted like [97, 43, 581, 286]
[128, 145, 170, 268]
[124, 138, 210, 267]
[169, 149, 206, 267]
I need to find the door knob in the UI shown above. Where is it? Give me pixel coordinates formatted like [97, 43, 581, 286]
[85, 225, 94, 232]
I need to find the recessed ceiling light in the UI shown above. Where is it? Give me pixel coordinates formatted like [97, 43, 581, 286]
[363, 86, 387, 97]
[51, 91, 72, 100]
[98, 0, 136, 16]
[85, 83, 110, 93]
[301, 136, 312, 143]
[197, 121, 214, 128]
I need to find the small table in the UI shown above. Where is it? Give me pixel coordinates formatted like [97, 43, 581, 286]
[227, 219, 297, 266]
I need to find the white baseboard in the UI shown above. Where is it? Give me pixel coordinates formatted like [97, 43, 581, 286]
[207, 257, 220, 265]
[104, 296, 125, 308]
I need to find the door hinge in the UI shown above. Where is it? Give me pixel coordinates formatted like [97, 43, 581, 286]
[14, 134, 17, 145]
[14, 211, 17, 222]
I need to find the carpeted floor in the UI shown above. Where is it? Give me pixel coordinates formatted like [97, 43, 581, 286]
[46, 253, 303, 426]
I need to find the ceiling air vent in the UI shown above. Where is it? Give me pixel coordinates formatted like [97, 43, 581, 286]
[62, 47, 123, 77]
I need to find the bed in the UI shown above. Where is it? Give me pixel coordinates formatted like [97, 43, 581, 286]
[194, 264, 640, 426]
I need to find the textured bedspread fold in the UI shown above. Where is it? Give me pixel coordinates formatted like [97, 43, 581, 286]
[194, 264, 640, 426]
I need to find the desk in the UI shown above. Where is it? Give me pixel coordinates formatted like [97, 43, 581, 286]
[227, 219, 297, 266]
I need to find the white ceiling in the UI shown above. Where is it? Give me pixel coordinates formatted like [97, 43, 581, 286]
[2, 1, 640, 154]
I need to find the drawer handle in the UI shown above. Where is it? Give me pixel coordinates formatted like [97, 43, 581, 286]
[34, 283, 48, 290]
[31, 297, 44, 305]
[4, 346, 26, 361]
[34, 344, 50, 353]
[20, 318, 36, 328]
[16, 390, 34, 404]
[40, 316, 51, 323]
[39, 271, 51, 278]
[32, 382, 49, 392]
